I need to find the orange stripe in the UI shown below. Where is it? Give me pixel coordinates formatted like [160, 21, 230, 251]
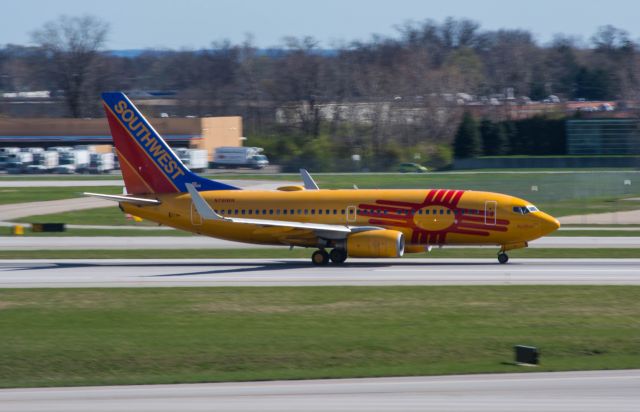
[115, 147, 155, 194]
[103, 103, 180, 192]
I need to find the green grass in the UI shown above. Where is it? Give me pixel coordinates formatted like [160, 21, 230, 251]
[0, 286, 639, 388]
[2, 227, 638, 237]
[0, 175, 120, 180]
[551, 230, 640, 237]
[538, 197, 640, 218]
[0, 228, 192, 237]
[0, 186, 121, 205]
[16, 207, 153, 227]
[0, 248, 638, 260]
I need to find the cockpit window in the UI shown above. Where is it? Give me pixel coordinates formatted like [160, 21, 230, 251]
[513, 205, 539, 214]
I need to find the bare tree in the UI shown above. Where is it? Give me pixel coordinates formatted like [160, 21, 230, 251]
[31, 15, 109, 117]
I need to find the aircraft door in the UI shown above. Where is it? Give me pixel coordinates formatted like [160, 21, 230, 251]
[346, 205, 357, 223]
[191, 202, 203, 226]
[484, 200, 497, 225]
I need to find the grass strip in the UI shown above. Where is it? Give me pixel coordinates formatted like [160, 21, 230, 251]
[0, 187, 121, 205]
[0, 286, 638, 388]
[0, 248, 638, 260]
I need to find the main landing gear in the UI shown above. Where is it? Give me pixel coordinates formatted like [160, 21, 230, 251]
[498, 252, 509, 264]
[311, 248, 347, 265]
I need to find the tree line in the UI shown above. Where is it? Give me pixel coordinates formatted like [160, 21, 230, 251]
[0, 16, 638, 170]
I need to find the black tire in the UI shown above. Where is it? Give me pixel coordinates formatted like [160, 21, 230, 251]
[329, 248, 347, 264]
[498, 253, 509, 264]
[312, 249, 329, 266]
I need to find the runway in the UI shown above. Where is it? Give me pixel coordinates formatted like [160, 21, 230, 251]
[1, 258, 639, 288]
[1, 370, 638, 412]
[3, 236, 640, 250]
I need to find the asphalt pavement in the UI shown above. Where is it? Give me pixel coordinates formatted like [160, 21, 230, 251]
[1, 369, 638, 412]
[1, 258, 638, 287]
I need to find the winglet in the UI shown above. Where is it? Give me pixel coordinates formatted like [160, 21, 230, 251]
[300, 169, 319, 190]
[185, 183, 226, 221]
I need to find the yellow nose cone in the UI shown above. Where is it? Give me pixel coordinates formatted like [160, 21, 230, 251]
[539, 213, 561, 235]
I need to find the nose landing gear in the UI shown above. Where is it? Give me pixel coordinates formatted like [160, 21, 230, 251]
[498, 252, 509, 264]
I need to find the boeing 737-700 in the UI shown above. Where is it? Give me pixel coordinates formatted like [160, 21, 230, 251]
[85, 92, 560, 265]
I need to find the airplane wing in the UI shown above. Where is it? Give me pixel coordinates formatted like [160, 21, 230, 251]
[186, 183, 379, 236]
[83, 192, 161, 205]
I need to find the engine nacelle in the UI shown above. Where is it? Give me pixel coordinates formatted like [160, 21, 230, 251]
[346, 230, 405, 258]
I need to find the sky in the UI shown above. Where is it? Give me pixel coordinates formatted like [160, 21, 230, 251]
[2, 0, 639, 49]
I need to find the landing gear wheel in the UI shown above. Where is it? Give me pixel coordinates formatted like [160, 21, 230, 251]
[498, 253, 509, 264]
[329, 248, 347, 264]
[312, 249, 330, 266]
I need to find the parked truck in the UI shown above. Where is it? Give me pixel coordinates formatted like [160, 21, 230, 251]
[26, 151, 59, 173]
[0, 147, 20, 171]
[5, 152, 34, 174]
[212, 147, 269, 169]
[53, 148, 90, 174]
[83, 152, 115, 174]
[175, 148, 208, 172]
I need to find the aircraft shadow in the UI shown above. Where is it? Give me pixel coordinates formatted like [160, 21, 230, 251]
[5, 260, 507, 278]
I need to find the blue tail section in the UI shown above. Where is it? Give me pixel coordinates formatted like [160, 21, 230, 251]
[102, 92, 239, 193]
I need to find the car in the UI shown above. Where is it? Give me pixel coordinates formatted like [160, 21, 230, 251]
[398, 163, 428, 173]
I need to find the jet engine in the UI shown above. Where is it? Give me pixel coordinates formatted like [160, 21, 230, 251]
[346, 230, 405, 258]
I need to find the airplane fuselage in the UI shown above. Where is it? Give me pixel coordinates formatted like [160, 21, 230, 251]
[122, 187, 559, 250]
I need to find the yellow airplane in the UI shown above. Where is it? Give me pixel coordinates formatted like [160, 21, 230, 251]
[85, 92, 560, 265]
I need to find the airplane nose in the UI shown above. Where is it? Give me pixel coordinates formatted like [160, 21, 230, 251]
[539, 213, 561, 235]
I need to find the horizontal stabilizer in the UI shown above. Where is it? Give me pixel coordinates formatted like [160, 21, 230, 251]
[83, 192, 161, 205]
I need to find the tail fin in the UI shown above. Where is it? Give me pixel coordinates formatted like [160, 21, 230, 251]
[101, 92, 239, 194]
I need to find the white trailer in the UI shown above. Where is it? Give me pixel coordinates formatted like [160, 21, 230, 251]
[213, 146, 269, 169]
[5, 152, 34, 174]
[176, 148, 208, 172]
[0, 147, 20, 170]
[27, 151, 59, 173]
[85, 152, 115, 174]
[54, 148, 90, 174]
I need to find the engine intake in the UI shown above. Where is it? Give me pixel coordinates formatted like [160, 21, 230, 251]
[346, 230, 405, 258]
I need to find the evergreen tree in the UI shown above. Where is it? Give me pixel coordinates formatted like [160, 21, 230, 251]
[480, 119, 509, 155]
[453, 112, 482, 158]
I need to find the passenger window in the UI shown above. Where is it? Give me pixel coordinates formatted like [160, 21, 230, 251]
[341, 209, 345, 214]
[446, 209, 451, 214]
[318, 209, 323, 215]
[241, 210, 246, 215]
[291, 209, 295, 215]
[311, 209, 315, 215]
[283, 209, 287, 215]
[333, 209, 337, 215]
[440, 209, 444, 215]
[304, 209, 308, 215]
[326, 209, 330, 214]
